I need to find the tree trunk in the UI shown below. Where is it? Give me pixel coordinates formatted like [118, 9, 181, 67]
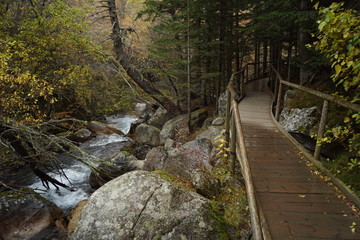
[107, 0, 180, 113]
[186, 0, 192, 132]
[298, 0, 311, 85]
[263, 41, 268, 76]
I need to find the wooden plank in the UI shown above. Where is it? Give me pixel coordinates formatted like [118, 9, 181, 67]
[237, 79, 360, 240]
[260, 201, 352, 214]
[265, 211, 360, 239]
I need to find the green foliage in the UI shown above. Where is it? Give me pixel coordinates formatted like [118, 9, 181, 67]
[313, 2, 360, 101]
[0, 0, 103, 123]
[323, 151, 360, 196]
[312, 2, 360, 165]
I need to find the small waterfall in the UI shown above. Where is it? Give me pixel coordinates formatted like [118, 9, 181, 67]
[28, 115, 138, 211]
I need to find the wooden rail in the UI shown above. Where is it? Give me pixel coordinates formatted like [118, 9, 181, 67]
[270, 65, 360, 160]
[269, 65, 360, 208]
[225, 63, 270, 240]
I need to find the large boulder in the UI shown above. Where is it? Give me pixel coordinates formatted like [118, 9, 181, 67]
[142, 147, 168, 171]
[196, 126, 225, 146]
[159, 115, 187, 145]
[190, 169, 221, 199]
[189, 108, 208, 130]
[67, 200, 88, 237]
[147, 107, 170, 128]
[72, 171, 229, 240]
[89, 151, 140, 189]
[143, 138, 215, 180]
[135, 123, 161, 147]
[128, 118, 145, 135]
[159, 108, 208, 145]
[279, 106, 318, 134]
[87, 121, 114, 135]
[217, 91, 228, 117]
[0, 189, 63, 240]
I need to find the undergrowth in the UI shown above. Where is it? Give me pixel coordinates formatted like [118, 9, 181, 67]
[286, 89, 359, 197]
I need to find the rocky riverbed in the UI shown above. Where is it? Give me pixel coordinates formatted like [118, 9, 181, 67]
[0, 103, 250, 240]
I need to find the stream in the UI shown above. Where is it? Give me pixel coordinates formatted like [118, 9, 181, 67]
[28, 115, 138, 211]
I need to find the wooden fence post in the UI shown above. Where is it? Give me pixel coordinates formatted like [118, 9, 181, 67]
[246, 64, 249, 82]
[230, 115, 236, 174]
[275, 82, 283, 121]
[225, 90, 231, 150]
[241, 71, 245, 97]
[314, 100, 329, 160]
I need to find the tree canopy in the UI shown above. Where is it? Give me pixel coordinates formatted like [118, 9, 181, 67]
[0, 0, 102, 123]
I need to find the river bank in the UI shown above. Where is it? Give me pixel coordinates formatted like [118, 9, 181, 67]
[0, 103, 250, 240]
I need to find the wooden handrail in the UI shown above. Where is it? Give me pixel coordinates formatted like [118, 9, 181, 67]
[270, 65, 360, 161]
[224, 61, 273, 239]
[230, 95, 263, 240]
[270, 65, 360, 112]
[225, 65, 268, 240]
[269, 64, 360, 209]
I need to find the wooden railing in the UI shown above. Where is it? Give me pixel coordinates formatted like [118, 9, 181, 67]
[269, 65, 360, 160]
[225, 62, 360, 239]
[224, 63, 270, 240]
[269, 65, 360, 207]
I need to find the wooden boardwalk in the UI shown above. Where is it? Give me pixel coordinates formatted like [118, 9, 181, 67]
[238, 79, 360, 239]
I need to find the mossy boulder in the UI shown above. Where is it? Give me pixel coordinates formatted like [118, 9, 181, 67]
[135, 123, 161, 147]
[72, 171, 229, 240]
[89, 151, 140, 189]
[0, 189, 63, 240]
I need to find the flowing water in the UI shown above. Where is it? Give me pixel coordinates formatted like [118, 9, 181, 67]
[28, 115, 138, 211]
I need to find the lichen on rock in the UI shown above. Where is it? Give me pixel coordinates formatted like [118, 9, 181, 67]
[72, 171, 229, 240]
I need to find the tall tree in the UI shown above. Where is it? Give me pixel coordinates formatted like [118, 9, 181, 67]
[104, 0, 180, 113]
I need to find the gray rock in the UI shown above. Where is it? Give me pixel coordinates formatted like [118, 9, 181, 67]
[190, 169, 221, 199]
[0, 189, 63, 240]
[135, 123, 161, 147]
[203, 117, 215, 127]
[133, 145, 153, 160]
[128, 118, 145, 135]
[87, 121, 113, 135]
[106, 124, 125, 135]
[89, 152, 139, 189]
[148, 107, 170, 128]
[196, 126, 225, 146]
[212, 117, 225, 126]
[217, 91, 228, 117]
[283, 90, 296, 108]
[189, 108, 208, 130]
[135, 103, 147, 114]
[159, 115, 187, 144]
[159, 108, 208, 145]
[164, 138, 175, 150]
[279, 106, 318, 134]
[143, 147, 168, 171]
[72, 171, 228, 240]
[69, 128, 93, 142]
[144, 138, 215, 180]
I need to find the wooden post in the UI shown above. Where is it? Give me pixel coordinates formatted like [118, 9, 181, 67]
[246, 64, 249, 82]
[314, 100, 329, 160]
[275, 82, 283, 121]
[230, 115, 236, 174]
[241, 71, 245, 97]
[273, 74, 279, 107]
[225, 90, 231, 150]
